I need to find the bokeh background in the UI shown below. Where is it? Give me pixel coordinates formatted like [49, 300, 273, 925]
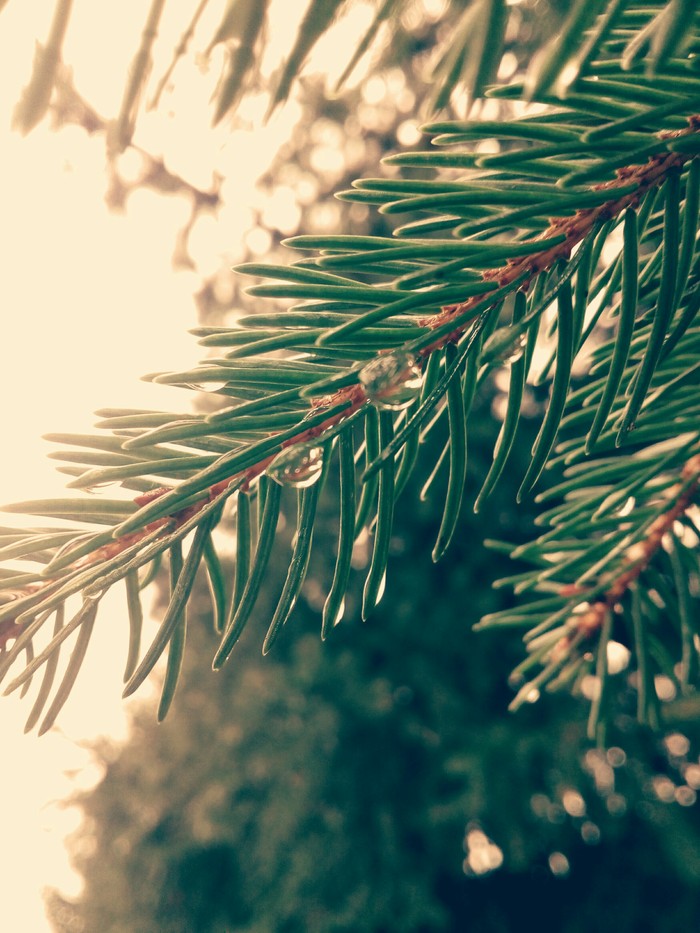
[1, 2, 699, 930]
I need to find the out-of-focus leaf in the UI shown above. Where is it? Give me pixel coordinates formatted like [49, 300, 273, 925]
[524, 0, 608, 100]
[334, 0, 401, 91]
[428, 0, 506, 112]
[111, 0, 168, 153]
[212, 0, 269, 125]
[268, 0, 348, 116]
[646, 0, 699, 77]
[150, 0, 210, 109]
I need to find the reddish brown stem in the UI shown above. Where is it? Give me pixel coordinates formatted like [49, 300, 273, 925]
[561, 454, 700, 645]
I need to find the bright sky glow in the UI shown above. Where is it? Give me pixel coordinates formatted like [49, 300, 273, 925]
[0, 1, 387, 927]
[2, 1, 450, 920]
[0, 4, 269, 930]
[0, 6, 203, 927]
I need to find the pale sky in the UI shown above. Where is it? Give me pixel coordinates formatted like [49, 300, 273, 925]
[0, 6, 202, 928]
[0, 2, 384, 928]
[0, 2, 278, 929]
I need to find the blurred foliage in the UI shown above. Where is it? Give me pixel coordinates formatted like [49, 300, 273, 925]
[194, 0, 569, 316]
[11, 0, 569, 279]
[48, 404, 700, 932]
[13, 0, 569, 138]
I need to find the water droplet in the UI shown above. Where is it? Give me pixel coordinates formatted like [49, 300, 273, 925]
[303, 400, 333, 420]
[83, 587, 106, 602]
[187, 380, 228, 393]
[359, 352, 423, 410]
[482, 327, 528, 366]
[515, 682, 540, 704]
[268, 443, 324, 488]
[83, 481, 121, 495]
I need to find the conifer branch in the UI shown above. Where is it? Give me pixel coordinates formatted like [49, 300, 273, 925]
[554, 453, 700, 655]
[2, 121, 699, 683]
[2, 122, 696, 636]
[2, 1, 700, 730]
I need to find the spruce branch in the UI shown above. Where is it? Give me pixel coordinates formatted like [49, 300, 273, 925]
[3, 118, 696, 619]
[520, 452, 700, 684]
[2, 121, 699, 719]
[2, 1, 700, 731]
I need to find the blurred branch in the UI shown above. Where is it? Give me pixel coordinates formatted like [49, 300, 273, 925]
[110, 0, 168, 154]
[13, 0, 74, 134]
[50, 67, 222, 267]
[149, 0, 211, 111]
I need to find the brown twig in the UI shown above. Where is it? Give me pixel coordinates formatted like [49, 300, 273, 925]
[423, 142, 692, 345]
[558, 453, 700, 650]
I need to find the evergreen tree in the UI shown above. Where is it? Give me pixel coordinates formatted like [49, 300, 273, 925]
[0, 0, 699, 747]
